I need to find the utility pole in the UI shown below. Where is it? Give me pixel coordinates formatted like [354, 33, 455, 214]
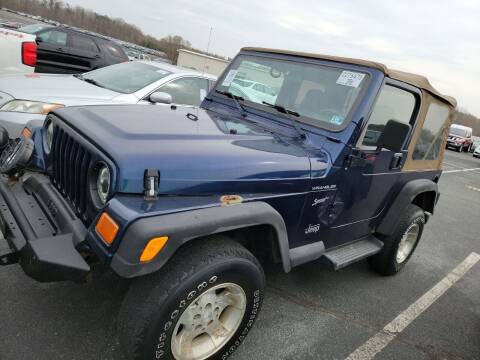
[203, 26, 213, 74]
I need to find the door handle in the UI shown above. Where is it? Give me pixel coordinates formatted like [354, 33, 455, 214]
[390, 153, 404, 170]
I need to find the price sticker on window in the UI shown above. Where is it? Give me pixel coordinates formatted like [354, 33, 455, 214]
[336, 71, 366, 88]
[222, 70, 238, 87]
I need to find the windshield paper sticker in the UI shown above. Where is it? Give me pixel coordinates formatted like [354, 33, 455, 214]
[222, 70, 238, 87]
[336, 71, 365, 88]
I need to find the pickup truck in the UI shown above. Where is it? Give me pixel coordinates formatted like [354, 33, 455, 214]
[0, 28, 36, 74]
[0, 47, 456, 360]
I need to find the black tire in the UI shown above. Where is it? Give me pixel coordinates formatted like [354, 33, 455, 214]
[369, 204, 425, 276]
[455, 146, 460, 152]
[118, 236, 265, 360]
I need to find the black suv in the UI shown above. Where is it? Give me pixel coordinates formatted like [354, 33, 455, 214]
[33, 26, 128, 74]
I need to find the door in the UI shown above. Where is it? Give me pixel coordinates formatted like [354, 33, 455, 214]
[66, 33, 104, 73]
[303, 82, 420, 249]
[35, 29, 72, 73]
[156, 77, 210, 106]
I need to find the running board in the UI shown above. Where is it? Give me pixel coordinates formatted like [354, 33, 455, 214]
[324, 236, 383, 270]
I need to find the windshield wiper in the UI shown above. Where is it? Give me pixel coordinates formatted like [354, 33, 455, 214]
[76, 75, 104, 89]
[215, 90, 247, 117]
[82, 77, 103, 87]
[262, 101, 306, 139]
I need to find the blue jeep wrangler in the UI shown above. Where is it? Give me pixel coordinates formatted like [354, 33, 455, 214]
[0, 48, 456, 360]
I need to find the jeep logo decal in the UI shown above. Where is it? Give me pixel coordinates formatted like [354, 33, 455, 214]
[305, 224, 320, 234]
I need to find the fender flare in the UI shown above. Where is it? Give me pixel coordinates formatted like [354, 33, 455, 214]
[110, 201, 291, 278]
[376, 179, 438, 236]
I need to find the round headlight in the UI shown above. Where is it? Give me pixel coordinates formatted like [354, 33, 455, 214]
[96, 165, 110, 205]
[45, 121, 54, 152]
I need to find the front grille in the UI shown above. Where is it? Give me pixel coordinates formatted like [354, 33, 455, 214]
[51, 125, 92, 223]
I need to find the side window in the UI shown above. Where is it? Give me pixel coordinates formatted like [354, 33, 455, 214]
[103, 43, 127, 59]
[360, 85, 416, 148]
[158, 77, 209, 106]
[37, 30, 67, 46]
[412, 103, 450, 160]
[70, 34, 99, 53]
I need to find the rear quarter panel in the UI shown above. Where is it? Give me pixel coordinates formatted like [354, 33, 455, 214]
[0, 29, 35, 74]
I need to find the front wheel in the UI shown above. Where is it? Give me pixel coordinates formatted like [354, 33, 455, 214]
[118, 237, 265, 360]
[369, 204, 425, 275]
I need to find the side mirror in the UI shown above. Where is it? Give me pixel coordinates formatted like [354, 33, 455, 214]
[149, 91, 172, 105]
[377, 120, 411, 152]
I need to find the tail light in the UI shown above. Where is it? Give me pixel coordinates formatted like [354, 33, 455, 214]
[22, 41, 37, 67]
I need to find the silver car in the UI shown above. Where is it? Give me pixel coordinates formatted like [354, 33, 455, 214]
[0, 61, 216, 136]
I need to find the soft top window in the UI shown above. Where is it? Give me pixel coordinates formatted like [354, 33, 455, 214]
[215, 54, 369, 130]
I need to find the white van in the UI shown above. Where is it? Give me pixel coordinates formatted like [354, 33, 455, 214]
[447, 124, 473, 152]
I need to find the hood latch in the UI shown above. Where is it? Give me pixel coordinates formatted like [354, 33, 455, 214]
[144, 169, 160, 201]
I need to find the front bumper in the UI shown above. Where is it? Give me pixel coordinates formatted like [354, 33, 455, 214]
[446, 141, 461, 148]
[0, 173, 90, 282]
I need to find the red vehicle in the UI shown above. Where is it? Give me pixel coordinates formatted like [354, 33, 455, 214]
[447, 124, 473, 152]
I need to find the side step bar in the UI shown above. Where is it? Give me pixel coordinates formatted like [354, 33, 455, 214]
[324, 235, 383, 270]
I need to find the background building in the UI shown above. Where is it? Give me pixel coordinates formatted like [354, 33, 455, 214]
[177, 49, 229, 77]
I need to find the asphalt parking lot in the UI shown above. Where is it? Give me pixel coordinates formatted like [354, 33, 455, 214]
[0, 149, 479, 360]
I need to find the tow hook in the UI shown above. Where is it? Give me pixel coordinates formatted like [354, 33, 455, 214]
[0, 240, 17, 266]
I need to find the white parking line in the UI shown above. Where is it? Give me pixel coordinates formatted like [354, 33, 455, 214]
[345, 252, 480, 360]
[466, 185, 480, 192]
[443, 161, 465, 169]
[443, 167, 480, 174]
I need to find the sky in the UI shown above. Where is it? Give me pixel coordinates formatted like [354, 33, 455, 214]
[65, 0, 480, 116]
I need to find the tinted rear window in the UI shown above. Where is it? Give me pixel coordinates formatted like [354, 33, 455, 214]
[70, 34, 99, 52]
[103, 43, 127, 59]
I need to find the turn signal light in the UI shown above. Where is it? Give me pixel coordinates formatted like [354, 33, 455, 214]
[21, 127, 32, 139]
[95, 212, 119, 245]
[140, 236, 169, 262]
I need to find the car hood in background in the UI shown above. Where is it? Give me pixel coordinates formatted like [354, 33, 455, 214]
[53, 104, 319, 196]
[0, 73, 133, 107]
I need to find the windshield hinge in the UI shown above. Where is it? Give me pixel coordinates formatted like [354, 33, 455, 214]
[346, 149, 367, 168]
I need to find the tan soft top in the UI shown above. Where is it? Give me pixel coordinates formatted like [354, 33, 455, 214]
[242, 47, 457, 107]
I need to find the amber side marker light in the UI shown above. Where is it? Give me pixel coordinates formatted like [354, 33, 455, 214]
[95, 212, 119, 245]
[21, 127, 32, 139]
[140, 236, 169, 263]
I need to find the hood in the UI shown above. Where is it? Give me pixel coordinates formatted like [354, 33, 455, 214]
[54, 105, 320, 196]
[0, 73, 128, 107]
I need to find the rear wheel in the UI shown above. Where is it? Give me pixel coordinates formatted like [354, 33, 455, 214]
[118, 237, 265, 360]
[369, 204, 425, 275]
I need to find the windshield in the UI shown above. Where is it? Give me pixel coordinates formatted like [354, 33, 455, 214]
[19, 24, 53, 34]
[450, 127, 468, 137]
[81, 62, 172, 94]
[215, 55, 368, 129]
